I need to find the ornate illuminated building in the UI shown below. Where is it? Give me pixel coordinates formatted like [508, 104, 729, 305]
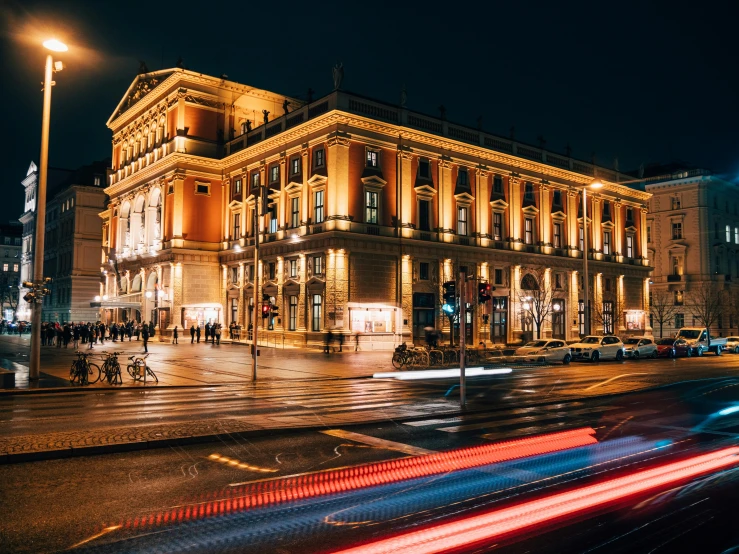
[98, 67, 652, 348]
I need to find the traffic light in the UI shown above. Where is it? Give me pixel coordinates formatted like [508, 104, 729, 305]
[442, 281, 456, 314]
[478, 282, 492, 304]
[270, 301, 279, 318]
[261, 303, 270, 318]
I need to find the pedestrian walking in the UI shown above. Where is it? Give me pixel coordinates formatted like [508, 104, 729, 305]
[355, 332, 361, 352]
[215, 323, 221, 345]
[196, 325, 201, 343]
[337, 331, 344, 352]
[190, 324, 196, 343]
[142, 323, 149, 353]
[173, 325, 179, 344]
[204, 322, 212, 344]
[324, 329, 333, 354]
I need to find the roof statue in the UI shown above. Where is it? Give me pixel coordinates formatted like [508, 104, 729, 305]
[332, 63, 344, 91]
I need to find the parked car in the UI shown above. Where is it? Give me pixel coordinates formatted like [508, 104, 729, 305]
[655, 337, 692, 358]
[569, 336, 625, 362]
[514, 339, 572, 364]
[725, 337, 739, 354]
[675, 327, 727, 356]
[622, 337, 658, 359]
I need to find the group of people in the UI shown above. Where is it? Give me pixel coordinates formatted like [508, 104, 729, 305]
[189, 322, 222, 344]
[0, 320, 29, 334]
[38, 321, 156, 350]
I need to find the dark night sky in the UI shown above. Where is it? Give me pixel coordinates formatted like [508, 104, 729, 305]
[1, 0, 737, 224]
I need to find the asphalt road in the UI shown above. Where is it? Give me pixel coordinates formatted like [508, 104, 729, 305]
[3, 377, 739, 553]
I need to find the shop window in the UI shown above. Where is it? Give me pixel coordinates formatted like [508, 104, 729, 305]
[350, 307, 394, 334]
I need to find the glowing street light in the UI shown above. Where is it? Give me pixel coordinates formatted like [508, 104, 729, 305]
[29, 38, 68, 381]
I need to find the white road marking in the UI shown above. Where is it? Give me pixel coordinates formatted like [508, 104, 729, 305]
[320, 429, 435, 455]
[585, 373, 649, 391]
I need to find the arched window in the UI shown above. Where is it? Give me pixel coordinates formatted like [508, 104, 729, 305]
[148, 188, 162, 244]
[131, 274, 142, 293]
[521, 273, 539, 291]
[119, 201, 131, 250]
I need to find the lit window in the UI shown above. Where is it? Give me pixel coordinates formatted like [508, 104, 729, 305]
[313, 255, 323, 275]
[251, 173, 260, 188]
[626, 235, 634, 258]
[493, 212, 502, 240]
[312, 294, 322, 331]
[289, 296, 298, 331]
[366, 150, 379, 168]
[603, 231, 611, 255]
[291, 156, 300, 175]
[232, 213, 241, 239]
[13, 264, 18, 272]
[289, 259, 297, 278]
[675, 290, 684, 305]
[524, 218, 534, 245]
[290, 197, 300, 228]
[234, 179, 242, 195]
[735, 227, 739, 244]
[579, 226, 584, 251]
[270, 166, 279, 183]
[269, 206, 277, 234]
[94, 176, 101, 187]
[2, 264, 7, 272]
[313, 149, 324, 168]
[314, 190, 324, 224]
[727, 224, 731, 242]
[457, 206, 468, 236]
[671, 196, 681, 209]
[672, 222, 682, 240]
[365, 191, 378, 224]
[553, 222, 562, 248]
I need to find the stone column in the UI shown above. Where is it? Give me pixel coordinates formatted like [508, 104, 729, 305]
[238, 263, 245, 328]
[171, 169, 185, 244]
[614, 201, 623, 259]
[540, 184, 551, 248]
[567, 189, 579, 251]
[326, 133, 350, 229]
[640, 207, 648, 263]
[439, 157, 453, 236]
[509, 176, 521, 244]
[569, 270, 580, 339]
[543, 268, 553, 337]
[477, 168, 489, 240]
[170, 262, 183, 328]
[298, 254, 307, 332]
[278, 155, 287, 239]
[592, 198, 602, 253]
[510, 264, 521, 340]
[399, 147, 413, 237]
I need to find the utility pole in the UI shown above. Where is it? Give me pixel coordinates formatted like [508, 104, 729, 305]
[459, 270, 466, 408]
[251, 184, 262, 381]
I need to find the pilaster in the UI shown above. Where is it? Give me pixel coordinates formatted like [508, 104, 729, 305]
[614, 201, 623, 258]
[326, 132, 350, 228]
[401, 254, 413, 336]
[298, 254, 307, 332]
[274, 256, 284, 332]
[509, 176, 521, 243]
[171, 169, 185, 242]
[170, 262, 183, 328]
[592, 197, 602, 253]
[325, 249, 348, 329]
[477, 168, 489, 238]
[399, 147, 413, 237]
[539, 183, 551, 247]
[439, 157, 453, 235]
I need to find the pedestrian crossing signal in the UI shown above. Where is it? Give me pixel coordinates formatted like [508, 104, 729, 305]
[261, 304, 270, 318]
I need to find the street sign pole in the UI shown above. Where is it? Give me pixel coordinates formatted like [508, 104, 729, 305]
[459, 271, 466, 408]
[251, 185, 261, 382]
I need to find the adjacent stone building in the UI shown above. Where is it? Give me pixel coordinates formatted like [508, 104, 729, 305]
[98, 67, 652, 348]
[0, 222, 22, 321]
[645, 167, 739, 337]
[18, 160, 109, 323]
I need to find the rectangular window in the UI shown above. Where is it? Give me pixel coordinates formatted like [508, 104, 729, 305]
[605, 278, 611, 292]
[524, 218, 534, 245]
[493, 212, 502, 240]
[291, 156, 300, 175]
[672, 256, 681, 275]
[524, 182, 534, 202]
[234, 179, 242, 195]
[675, 290, 684, 305]
[626, 235, 634, 258]
[14, 238, 20, 246]
[418, 159, 430, 179]
[230, 267, 239, 285]
[675, 313, 685, 329]
[553, 190, 562, 206]
[94, 176, 101, 186]
[13, 264, 18, 272]
[290, 197, 300, 228]
[232, 213, 241, 239]
[553, 222, 562, 248]
[626, 208, 633, 222]
[603, 200, 610, 217]
[312, 294, 322, 331]
[314, 190, 324, 223]
[313, 255, 323, 275]
[603, 231, 611, 254]
[579, 226, 584, 251]
[195, 182, 210, 195]
[458, 168, 468, 187]
[493, 175, 503, 194]
[251, 173, 260, 188]
[727, 224, 732, 242]
[494, 268, 503, 285]
[457, 206, 468, 236]
[2, 264, 7, 272]
[289, 259, 297, 278]
[289, 296, 298, 331]
[247, 265, 254, 281]
[735, 227, 739, 245]
[715, 222, 720, 240]
[168, 183, 174, 195]
[365, 190, 379, 224]
[268, 262, 276, 280]
[418, 200, 430, 231]
[366, 150, 379, 168]
[555, 273, 563, 289]
[602, 301, 614, 335]
[270, 166, 279, 184]
[672, 196, 681, 210]
[647, 225, 652, 243]
[313, 149, 325, 168]
[269, 206, 277, 234]
[419, 262, 429, 280]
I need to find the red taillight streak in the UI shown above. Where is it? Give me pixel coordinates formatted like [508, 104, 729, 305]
[115, 428, 597, 530]
[334, 447, 739, 554]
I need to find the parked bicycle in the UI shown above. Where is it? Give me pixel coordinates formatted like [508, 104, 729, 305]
[69, 351, 100, 385]
[100, 351, 123, 385]
[126, 353, 157, 384]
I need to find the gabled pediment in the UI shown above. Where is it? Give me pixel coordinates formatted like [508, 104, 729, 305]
[454, 191, 475, 204]
[625, 225, 638, 233]
[361, 175, 387, 189]
[107, 69, 176, 126]
[308, 174, 328, 188]
[551, 209, 567, 221]
[283, 278, 301, 289]
[306, 276, 326, 287]
[228, 200, 243, 210]
[601, 220, 615, 230]
[285, 180, 304, 194]
[490, 198, 509, 211]
[522, 204, 540, 216]
[414, 184, 437, 198]
[26, 161, 38, 176]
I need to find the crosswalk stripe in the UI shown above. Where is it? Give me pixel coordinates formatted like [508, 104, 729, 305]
[320, 429, 435, 455]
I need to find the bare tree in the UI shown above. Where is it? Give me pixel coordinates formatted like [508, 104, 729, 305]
[649, 289, 679, 338]
[0, 286, 18, 320]
[518, 267, 556, 340]
[591, 293, 627, 336]
[687, 282, 726, 330]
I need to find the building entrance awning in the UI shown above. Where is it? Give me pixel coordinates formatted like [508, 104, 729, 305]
[90, 301, 142, 309]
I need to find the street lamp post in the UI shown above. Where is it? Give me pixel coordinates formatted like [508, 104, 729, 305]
[581, 179, 603, 338]
[29, 39, 67, 381]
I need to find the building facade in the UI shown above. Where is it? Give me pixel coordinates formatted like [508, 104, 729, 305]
[0, 222, 22, 321]
[18, 160, 108, 323]
[646, 168, 739, 337]
[98, 68, 652, 348]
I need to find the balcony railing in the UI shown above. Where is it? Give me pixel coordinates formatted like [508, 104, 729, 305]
[667, 274, 682, 282]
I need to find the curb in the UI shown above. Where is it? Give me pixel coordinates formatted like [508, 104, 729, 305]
[3, 375, 721, 466]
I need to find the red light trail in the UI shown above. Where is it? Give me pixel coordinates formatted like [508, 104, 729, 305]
[334, 447, 739, 554]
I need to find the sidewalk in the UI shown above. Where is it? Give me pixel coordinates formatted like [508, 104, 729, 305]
[0, 334, 390, 391]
